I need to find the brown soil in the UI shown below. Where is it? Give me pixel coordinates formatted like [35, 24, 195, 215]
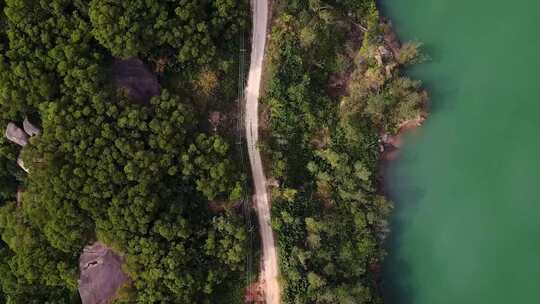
[244, 281, 264, 303]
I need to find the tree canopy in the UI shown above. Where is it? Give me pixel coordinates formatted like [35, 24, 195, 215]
[89, 0, 247, 67]
[0, 0, 250, 302]
[264, 1, 426, 303]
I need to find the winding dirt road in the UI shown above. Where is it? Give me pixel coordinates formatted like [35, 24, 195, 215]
[245, 1, 281, 303]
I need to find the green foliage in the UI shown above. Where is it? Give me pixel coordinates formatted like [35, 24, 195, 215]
[0, 0, 250, 302]
[182, 134, 244, 202]
[89, 0, 248, 68]
[265, 1, 425, 303]
[0, 203, 77, 303]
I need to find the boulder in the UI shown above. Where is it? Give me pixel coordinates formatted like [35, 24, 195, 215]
[17, 153, 29, 173]
[23, 117, 41, 136]
[378, 46, 391, 58]
[209, 111, 224, 131]
[78, 242, 129, 304]
[267, 178, 279, 188]
[112, 58, 160, 105]
[5, 123, 28, 146]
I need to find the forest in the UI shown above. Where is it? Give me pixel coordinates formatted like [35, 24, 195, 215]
[262, 0, 426, 303]
[0, 0, 251, 303]
[0, 0, 427, 303]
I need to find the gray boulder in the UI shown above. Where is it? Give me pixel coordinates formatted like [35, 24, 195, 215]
[17, 153, 29, 173]
[23, 117, 41, 136]
[112, 58, 160, 105]
[5, 123, 28, 146]
[78, 242, 129, 304]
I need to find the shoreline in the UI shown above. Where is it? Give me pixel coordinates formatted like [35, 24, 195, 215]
[255, 2, 430, 302]
[377, 17, 430, 162]
[381, 114, 427, 161]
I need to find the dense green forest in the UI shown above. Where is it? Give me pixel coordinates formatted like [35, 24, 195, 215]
[0, 0, 251, 303]
[263, 0, 426, 303]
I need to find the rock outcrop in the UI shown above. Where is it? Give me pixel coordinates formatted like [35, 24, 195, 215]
[17, 153, 29, 173]
[5, 122, 38, 172]
[78, 242, 129, 304]
[5, 123, 28, 146]
[23, 117, 41, 136]
[381, 116, 426, 161]
[209, 111, 224, 132]
[112, 58, 160, 104]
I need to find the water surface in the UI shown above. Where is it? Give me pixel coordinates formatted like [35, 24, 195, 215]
[381, 1, 540, 303]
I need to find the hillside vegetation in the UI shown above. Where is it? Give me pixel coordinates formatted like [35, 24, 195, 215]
[263, 1, 427, 303]
[0, 0, 250, 303]
[0, 0, 427, 303]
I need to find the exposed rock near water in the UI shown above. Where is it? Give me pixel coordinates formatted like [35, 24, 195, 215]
[382, 19, 402, 56]
[381, 115, 426, 161]
[78, 242, 129, 304]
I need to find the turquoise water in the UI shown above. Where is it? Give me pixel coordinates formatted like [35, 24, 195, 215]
[381, 1, 540, 303]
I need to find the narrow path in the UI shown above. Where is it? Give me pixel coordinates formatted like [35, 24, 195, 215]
[245, 1, 281, 303]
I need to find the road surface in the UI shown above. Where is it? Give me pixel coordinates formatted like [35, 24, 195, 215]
[245, 1, 281, 303]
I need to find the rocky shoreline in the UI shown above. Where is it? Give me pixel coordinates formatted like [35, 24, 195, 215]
[381, 114, 427, 161]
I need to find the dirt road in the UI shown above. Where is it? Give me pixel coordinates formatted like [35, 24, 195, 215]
[245, 0, 281, 303]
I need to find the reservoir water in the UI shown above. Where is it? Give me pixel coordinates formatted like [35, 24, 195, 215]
[380, 1, 540, 303]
